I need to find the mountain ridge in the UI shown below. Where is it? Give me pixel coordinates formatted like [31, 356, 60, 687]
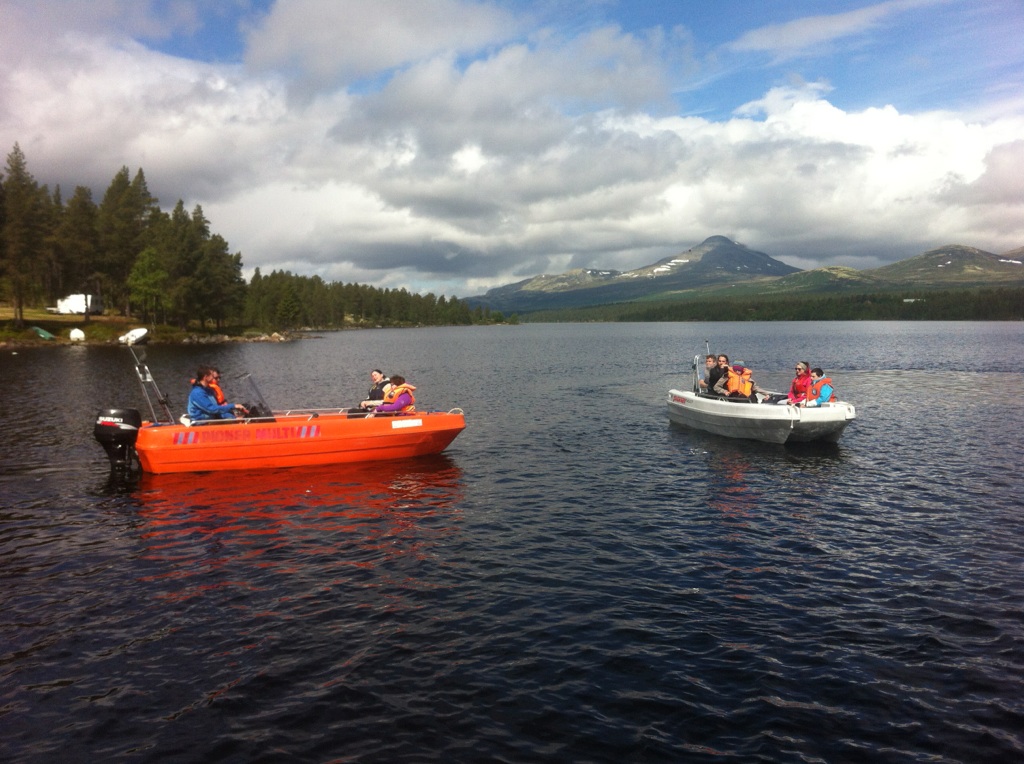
[469, 237, 1024, 313]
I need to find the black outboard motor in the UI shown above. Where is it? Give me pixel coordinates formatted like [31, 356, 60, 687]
[94, 408, 142, 473]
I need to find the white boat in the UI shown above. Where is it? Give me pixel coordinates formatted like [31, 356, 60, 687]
[118, 327, 149, 345]
[667, 353, 856, 444]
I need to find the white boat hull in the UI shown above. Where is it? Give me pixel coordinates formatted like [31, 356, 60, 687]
[667, 389, 855, 444]
[118, 327, 149, 345]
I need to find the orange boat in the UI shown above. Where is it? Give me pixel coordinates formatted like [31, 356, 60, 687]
[94, 347, 465, 475]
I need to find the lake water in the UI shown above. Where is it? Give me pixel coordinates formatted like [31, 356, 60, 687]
[2, 322, 1023, 762]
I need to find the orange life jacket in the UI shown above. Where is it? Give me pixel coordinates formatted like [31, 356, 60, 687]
[210, 381, 226, 405]
[382, 382, 417, 412]
[725, 366, 753, 397]
[809, 377, 837, 402]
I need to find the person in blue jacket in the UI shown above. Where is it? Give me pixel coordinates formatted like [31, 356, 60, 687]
[801, 368, 837, 407]
[187, 365, 248, 421]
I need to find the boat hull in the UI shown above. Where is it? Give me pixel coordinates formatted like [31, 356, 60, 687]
[667, 389, 855, 444]
[135, 410, 466, 474]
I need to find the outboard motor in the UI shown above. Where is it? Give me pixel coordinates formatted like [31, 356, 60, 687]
[94, 408, 142, 473]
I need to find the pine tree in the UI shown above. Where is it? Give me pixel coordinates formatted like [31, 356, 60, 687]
[55, 186, 102, 321]
[97, 167, 159, 316]
[1, 144, 44, 326]
[128, 246, 170, 325]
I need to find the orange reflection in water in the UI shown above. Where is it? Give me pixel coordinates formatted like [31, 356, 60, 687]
[706, 448, 761, 521]
[132, 455, 465, 603]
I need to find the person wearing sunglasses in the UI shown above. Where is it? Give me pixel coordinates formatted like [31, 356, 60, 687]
[189, 366, 226, 405]
[787, 361, 812, 404]
[187, 365, 248, 421]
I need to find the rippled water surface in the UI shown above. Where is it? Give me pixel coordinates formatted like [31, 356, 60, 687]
[2, 322, 1023, 762]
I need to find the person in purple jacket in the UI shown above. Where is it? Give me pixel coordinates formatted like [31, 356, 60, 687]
[369, 375, 416, 415]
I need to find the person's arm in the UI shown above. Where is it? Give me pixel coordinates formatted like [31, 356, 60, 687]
[372, 392, 411, 412]
[191, 388, 241, 418]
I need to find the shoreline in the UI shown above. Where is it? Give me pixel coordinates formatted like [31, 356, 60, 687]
[1, 330, 308, 350]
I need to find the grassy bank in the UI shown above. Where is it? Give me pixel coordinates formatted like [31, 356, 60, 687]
[0, 308, 265, 346]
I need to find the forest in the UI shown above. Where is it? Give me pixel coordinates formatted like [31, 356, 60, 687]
[0, 143, 508, 333]
[523, 287, 1024, 322]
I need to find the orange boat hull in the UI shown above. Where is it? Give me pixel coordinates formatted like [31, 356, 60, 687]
[134, 411, 466, 474]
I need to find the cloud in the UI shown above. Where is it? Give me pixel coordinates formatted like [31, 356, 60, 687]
[244, 0, 521, 85]
[726, 0, 945, 60]
[1, 1, 1022, 297]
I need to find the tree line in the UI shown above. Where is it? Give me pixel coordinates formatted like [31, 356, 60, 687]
[0, 143, 508, 331]
[244, 268, 512, 330]
[522, 288, 1024, 322]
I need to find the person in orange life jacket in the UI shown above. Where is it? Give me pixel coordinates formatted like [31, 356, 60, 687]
[713, 359, 764, 400]
[369, 375, 416, 415]
[802, 368, 837, 407]
[187, 365, 247, 421]
[788, 361, 812, 404]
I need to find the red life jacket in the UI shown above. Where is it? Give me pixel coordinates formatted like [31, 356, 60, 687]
[809, 377, 837, 402]
[789, 372, 812, 402]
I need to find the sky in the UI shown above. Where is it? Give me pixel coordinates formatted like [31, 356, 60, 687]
[2, 0, 1023, 298]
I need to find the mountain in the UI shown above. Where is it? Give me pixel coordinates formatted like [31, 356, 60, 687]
[470, 237, 1024, 314]
[472, 236, 799, 313]
[859, 244, 1024, 285]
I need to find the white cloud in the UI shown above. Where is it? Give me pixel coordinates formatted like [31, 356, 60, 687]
[244, 0, 520, 85]
[1, 1, 1022, 297]
[727, 0, 945, 59]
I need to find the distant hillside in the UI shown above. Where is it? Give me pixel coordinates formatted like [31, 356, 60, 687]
[861, 245, 1024, 285]
[470, 237, 1024, 314]
[472, 236, 799, 313]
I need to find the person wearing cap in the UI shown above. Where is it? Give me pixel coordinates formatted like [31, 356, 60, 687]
[713, 358, 765, 400]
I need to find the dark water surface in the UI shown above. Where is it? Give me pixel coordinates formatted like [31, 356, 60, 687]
[2, 322, 1023, 762]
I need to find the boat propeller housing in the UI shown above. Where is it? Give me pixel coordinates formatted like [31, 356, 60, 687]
[94, 408, 142, 471]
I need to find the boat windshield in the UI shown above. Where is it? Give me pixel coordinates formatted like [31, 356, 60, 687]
[239, 373, 274, 418]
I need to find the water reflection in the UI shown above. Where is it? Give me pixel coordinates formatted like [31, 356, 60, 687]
[667, 424, 849, 521]
[122, 457, 465, 603]
[706, 449, 760, 519]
